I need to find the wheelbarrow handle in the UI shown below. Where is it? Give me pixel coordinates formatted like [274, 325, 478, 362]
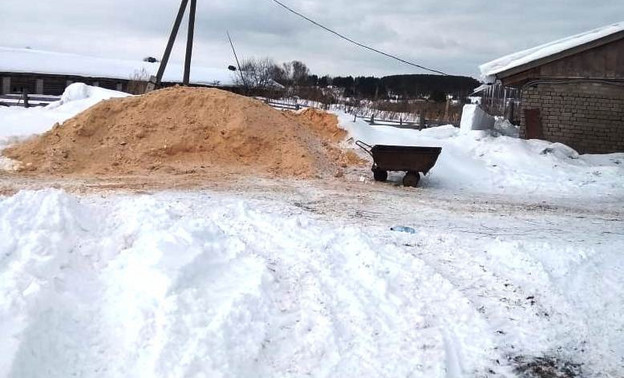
[355, 140, 374, 157]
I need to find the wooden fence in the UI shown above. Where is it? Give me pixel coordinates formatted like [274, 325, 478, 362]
[257, 97, 457, 130]
[257, 98, 311, 111]
[0, 93, 61, 108]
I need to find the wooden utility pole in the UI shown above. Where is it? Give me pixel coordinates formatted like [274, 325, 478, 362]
[147, 0, 197, 92]
[184, 0, 197, 85]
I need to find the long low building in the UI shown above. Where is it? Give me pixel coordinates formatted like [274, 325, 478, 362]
[0, 47, 236, 95]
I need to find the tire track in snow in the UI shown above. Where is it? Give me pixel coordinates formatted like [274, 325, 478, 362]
[215, 199, 505, 377]
[1, 189, 621, 377]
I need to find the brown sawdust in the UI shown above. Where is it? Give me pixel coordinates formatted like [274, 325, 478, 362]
[4, 86, 365, 179]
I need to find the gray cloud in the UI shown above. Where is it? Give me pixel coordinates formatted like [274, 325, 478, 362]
[1, 0, 622, 79]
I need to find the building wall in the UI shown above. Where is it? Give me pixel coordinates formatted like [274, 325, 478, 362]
[537, 37, 624, 79]
[520, 81, 624, 153]
[502, 35, 624, 86]
[0, 73, 128, 95]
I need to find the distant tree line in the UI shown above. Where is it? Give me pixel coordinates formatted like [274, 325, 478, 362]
[234, 57, 480, 103]
[328, 75, 480, 102]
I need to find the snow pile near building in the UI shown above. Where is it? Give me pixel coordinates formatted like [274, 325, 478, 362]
[493, 117, 520, 138]
[339, 113, 624, 197]
[3, 87, 358, 177]
[0, 83, 129, 145]
[47, 82, 129, 112]
[459, 104, 495, 133]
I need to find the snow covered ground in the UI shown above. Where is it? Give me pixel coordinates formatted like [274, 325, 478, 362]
[0, 186, 622, 377]
[0, 85, 623, 377]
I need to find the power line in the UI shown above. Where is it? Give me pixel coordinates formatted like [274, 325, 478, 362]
[270, 0, 449, 76]
[226, 31, 248, 89]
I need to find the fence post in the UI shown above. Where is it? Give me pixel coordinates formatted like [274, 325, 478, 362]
[419, 110, 425, 130]
[1, 77, 10, 95]
[22, 89, 30, 108]
[36, 79, 44, 95]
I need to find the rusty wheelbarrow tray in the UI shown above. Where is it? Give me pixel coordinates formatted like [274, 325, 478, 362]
[356, 140, 442, 187]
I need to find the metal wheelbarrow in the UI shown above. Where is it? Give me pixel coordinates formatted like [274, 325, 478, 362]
[356, 140, 442, 187]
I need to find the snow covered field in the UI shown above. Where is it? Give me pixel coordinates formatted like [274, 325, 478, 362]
[0, 85, 623, 377]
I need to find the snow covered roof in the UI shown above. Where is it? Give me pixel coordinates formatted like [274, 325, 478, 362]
[0, 47, 236, 87]
[479, 22, 624, 83]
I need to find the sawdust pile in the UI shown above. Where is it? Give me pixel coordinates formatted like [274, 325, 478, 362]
[4, 87, 362, 178]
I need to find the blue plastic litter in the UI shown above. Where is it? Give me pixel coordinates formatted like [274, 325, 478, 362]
[390, 226, 416, 234]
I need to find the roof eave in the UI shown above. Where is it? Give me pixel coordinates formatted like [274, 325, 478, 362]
[491, 30, 624, 83]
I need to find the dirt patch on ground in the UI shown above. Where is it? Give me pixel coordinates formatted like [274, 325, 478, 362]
[4, 87, 363, 179]
[512, 355, 583, 378]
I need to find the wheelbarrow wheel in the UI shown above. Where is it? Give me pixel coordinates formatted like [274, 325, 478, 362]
[373, 169, 388, 182]
[403, 171, 420, 187]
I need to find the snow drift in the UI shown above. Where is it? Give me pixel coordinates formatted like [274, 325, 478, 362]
[459, 104, 495, 133]
[339, 113, 624, 197]
[0, 83, 129, 145]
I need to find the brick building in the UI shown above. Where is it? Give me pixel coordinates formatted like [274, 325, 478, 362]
[479, 22, 624, 154]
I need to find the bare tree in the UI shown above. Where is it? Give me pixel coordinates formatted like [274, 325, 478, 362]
[270, 64, 289, 86]
[281, 62, 293, 84]
[290, 60, 310, 86]
[276, 60, 310, 87]
[234, 57, 281, 90]
[127, 68, 151, 94]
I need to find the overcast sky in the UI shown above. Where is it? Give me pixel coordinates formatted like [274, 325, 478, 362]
[1, 0, 622, 79]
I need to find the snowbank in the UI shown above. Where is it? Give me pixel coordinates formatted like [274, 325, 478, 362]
[459, 104, 494, 133]
[338, 112, 624, 197]
[493, 117, 519, 138]
[48, 82, 128, 110]
[0, 83, 128, 145]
